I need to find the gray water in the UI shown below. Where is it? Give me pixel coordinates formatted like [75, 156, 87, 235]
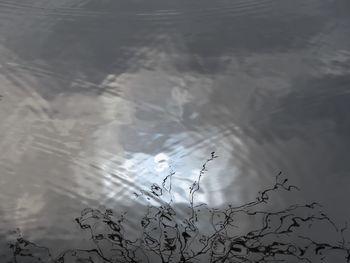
[1, 0, 350, 262]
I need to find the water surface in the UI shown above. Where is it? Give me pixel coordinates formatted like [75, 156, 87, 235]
[1, 0, 350, 261]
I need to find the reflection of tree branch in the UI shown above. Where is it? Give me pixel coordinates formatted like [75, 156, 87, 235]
[11, 153, 350, 262]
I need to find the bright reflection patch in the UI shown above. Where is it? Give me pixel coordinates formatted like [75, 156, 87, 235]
[154, 152, 169, 172]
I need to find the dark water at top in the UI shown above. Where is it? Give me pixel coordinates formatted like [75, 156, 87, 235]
[0, 0, 350, 262]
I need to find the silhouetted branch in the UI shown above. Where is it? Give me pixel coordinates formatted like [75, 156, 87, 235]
[11, 153, 350, 262]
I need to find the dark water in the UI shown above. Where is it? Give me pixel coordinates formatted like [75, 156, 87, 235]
[1, 0, 350, 262]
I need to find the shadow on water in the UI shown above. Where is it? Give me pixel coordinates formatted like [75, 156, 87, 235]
[8, 153, 350, 263]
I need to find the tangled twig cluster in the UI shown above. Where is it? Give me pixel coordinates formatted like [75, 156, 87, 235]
[11, 153, 350, 262]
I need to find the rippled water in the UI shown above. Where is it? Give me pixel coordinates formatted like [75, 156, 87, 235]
[1, 0, 350, 262]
